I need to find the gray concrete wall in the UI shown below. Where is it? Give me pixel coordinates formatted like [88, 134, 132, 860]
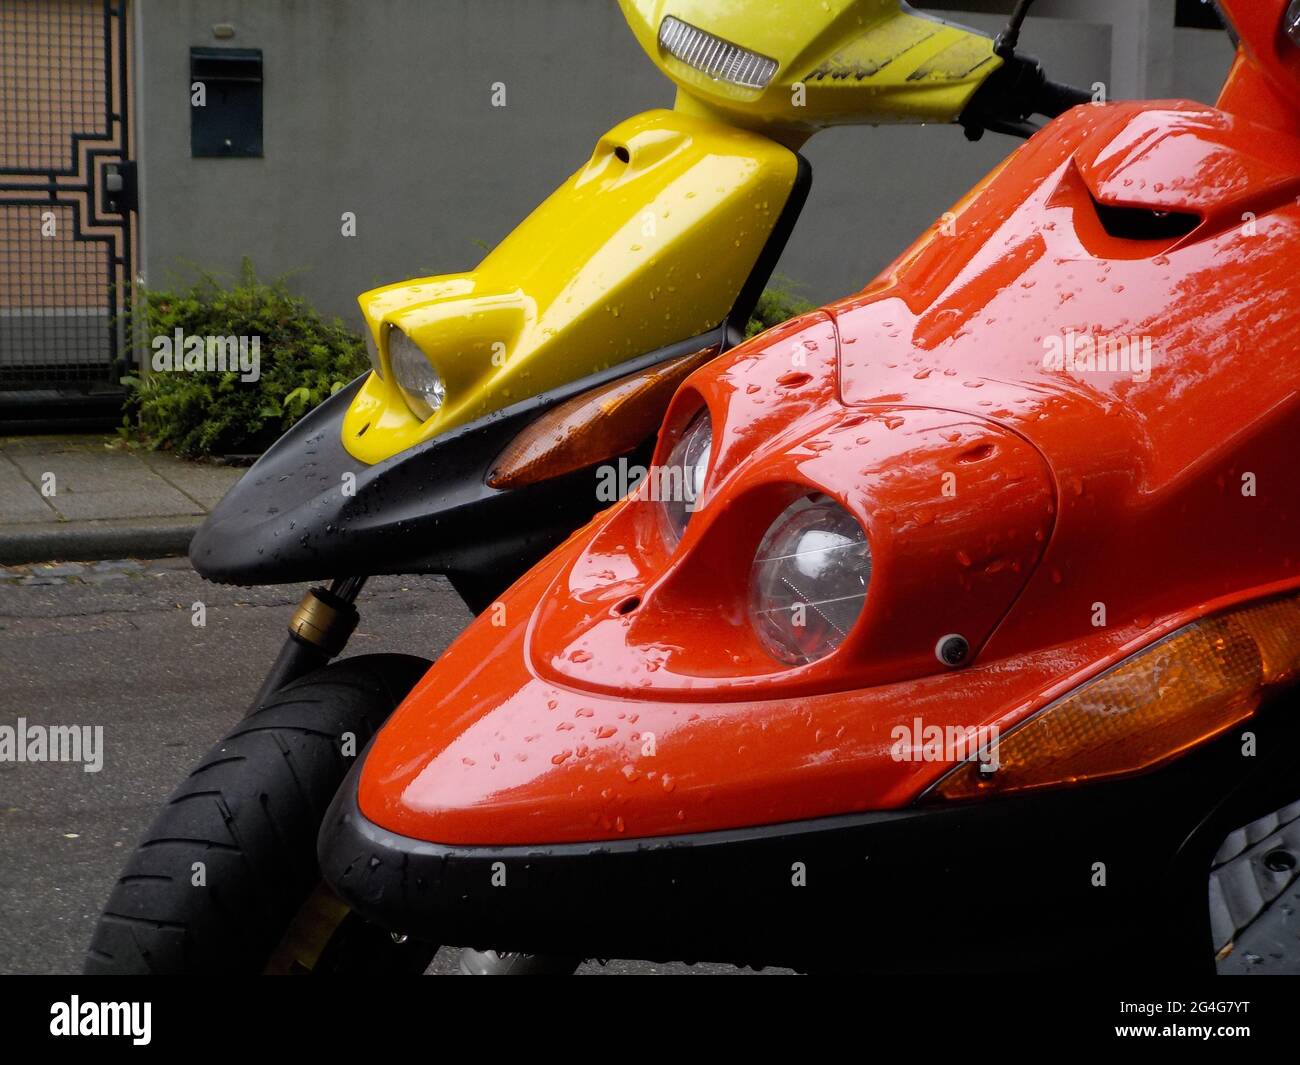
[134, 0, 1237, 322]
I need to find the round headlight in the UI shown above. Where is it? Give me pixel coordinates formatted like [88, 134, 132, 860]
[658, 409, 713, 545]
[388, 325, 445, 420]
[749, 493, 871, 666]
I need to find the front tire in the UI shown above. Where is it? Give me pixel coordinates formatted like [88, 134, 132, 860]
[85, 653, 435, 974]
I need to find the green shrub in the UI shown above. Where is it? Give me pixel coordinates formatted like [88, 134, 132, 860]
[120, 261, 814, 459]
[744, 276, 816, 338]
[120, 260, 368, 457]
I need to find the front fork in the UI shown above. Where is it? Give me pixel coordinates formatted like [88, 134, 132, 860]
[249, 576, 367, 710]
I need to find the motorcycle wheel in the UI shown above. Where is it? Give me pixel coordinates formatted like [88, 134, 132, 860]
[84, 653, 437, 975]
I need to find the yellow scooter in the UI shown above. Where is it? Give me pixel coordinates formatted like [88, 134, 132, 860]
[91, 0, 1087, 974]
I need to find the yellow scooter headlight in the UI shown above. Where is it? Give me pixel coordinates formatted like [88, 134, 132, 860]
[388, 325, 446, 421]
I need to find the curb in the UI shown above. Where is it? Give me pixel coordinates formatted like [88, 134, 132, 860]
[0, 516, 202, 565]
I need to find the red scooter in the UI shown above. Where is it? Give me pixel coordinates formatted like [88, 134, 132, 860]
[319, 0, 1300, 972]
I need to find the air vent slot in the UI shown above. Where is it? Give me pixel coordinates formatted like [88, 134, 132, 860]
[1092, 198, 1200, 241]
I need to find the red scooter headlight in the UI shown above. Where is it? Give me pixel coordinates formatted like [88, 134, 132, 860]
[656, 408, 714, 546]
[749, 492, 872, 665]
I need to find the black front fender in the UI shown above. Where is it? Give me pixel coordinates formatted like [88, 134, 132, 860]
[189, 331, 723, 598]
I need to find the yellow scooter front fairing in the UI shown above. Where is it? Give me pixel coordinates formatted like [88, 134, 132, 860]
[194, 1, 1016, 595]
[344, 109, 799, 465]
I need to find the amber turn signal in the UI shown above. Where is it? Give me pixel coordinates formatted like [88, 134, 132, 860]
[486, 345, 719, 490]
[932, 592, 1300, 800]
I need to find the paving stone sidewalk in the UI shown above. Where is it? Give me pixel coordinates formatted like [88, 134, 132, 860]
[0, 435, 244, 564]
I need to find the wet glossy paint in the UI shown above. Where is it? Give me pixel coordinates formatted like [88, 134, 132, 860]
[342, 110, 797, 464]
[618, 0, 1000, 140]
[1217, 0, 1300, 135]
[358, 36, 1300, 845]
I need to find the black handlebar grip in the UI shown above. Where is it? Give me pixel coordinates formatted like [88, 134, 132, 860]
[1035, 79, 1094, 118]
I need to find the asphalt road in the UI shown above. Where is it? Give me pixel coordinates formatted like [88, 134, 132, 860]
[0, 558, 775, 975]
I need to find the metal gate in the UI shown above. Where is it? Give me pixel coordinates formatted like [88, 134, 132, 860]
[0, 0, 135, 396]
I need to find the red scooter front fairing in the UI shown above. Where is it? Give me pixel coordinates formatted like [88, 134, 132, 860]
[321, 51, 1300, 967]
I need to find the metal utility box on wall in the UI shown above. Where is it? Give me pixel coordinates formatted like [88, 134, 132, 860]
[190, 48, 263, 157]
